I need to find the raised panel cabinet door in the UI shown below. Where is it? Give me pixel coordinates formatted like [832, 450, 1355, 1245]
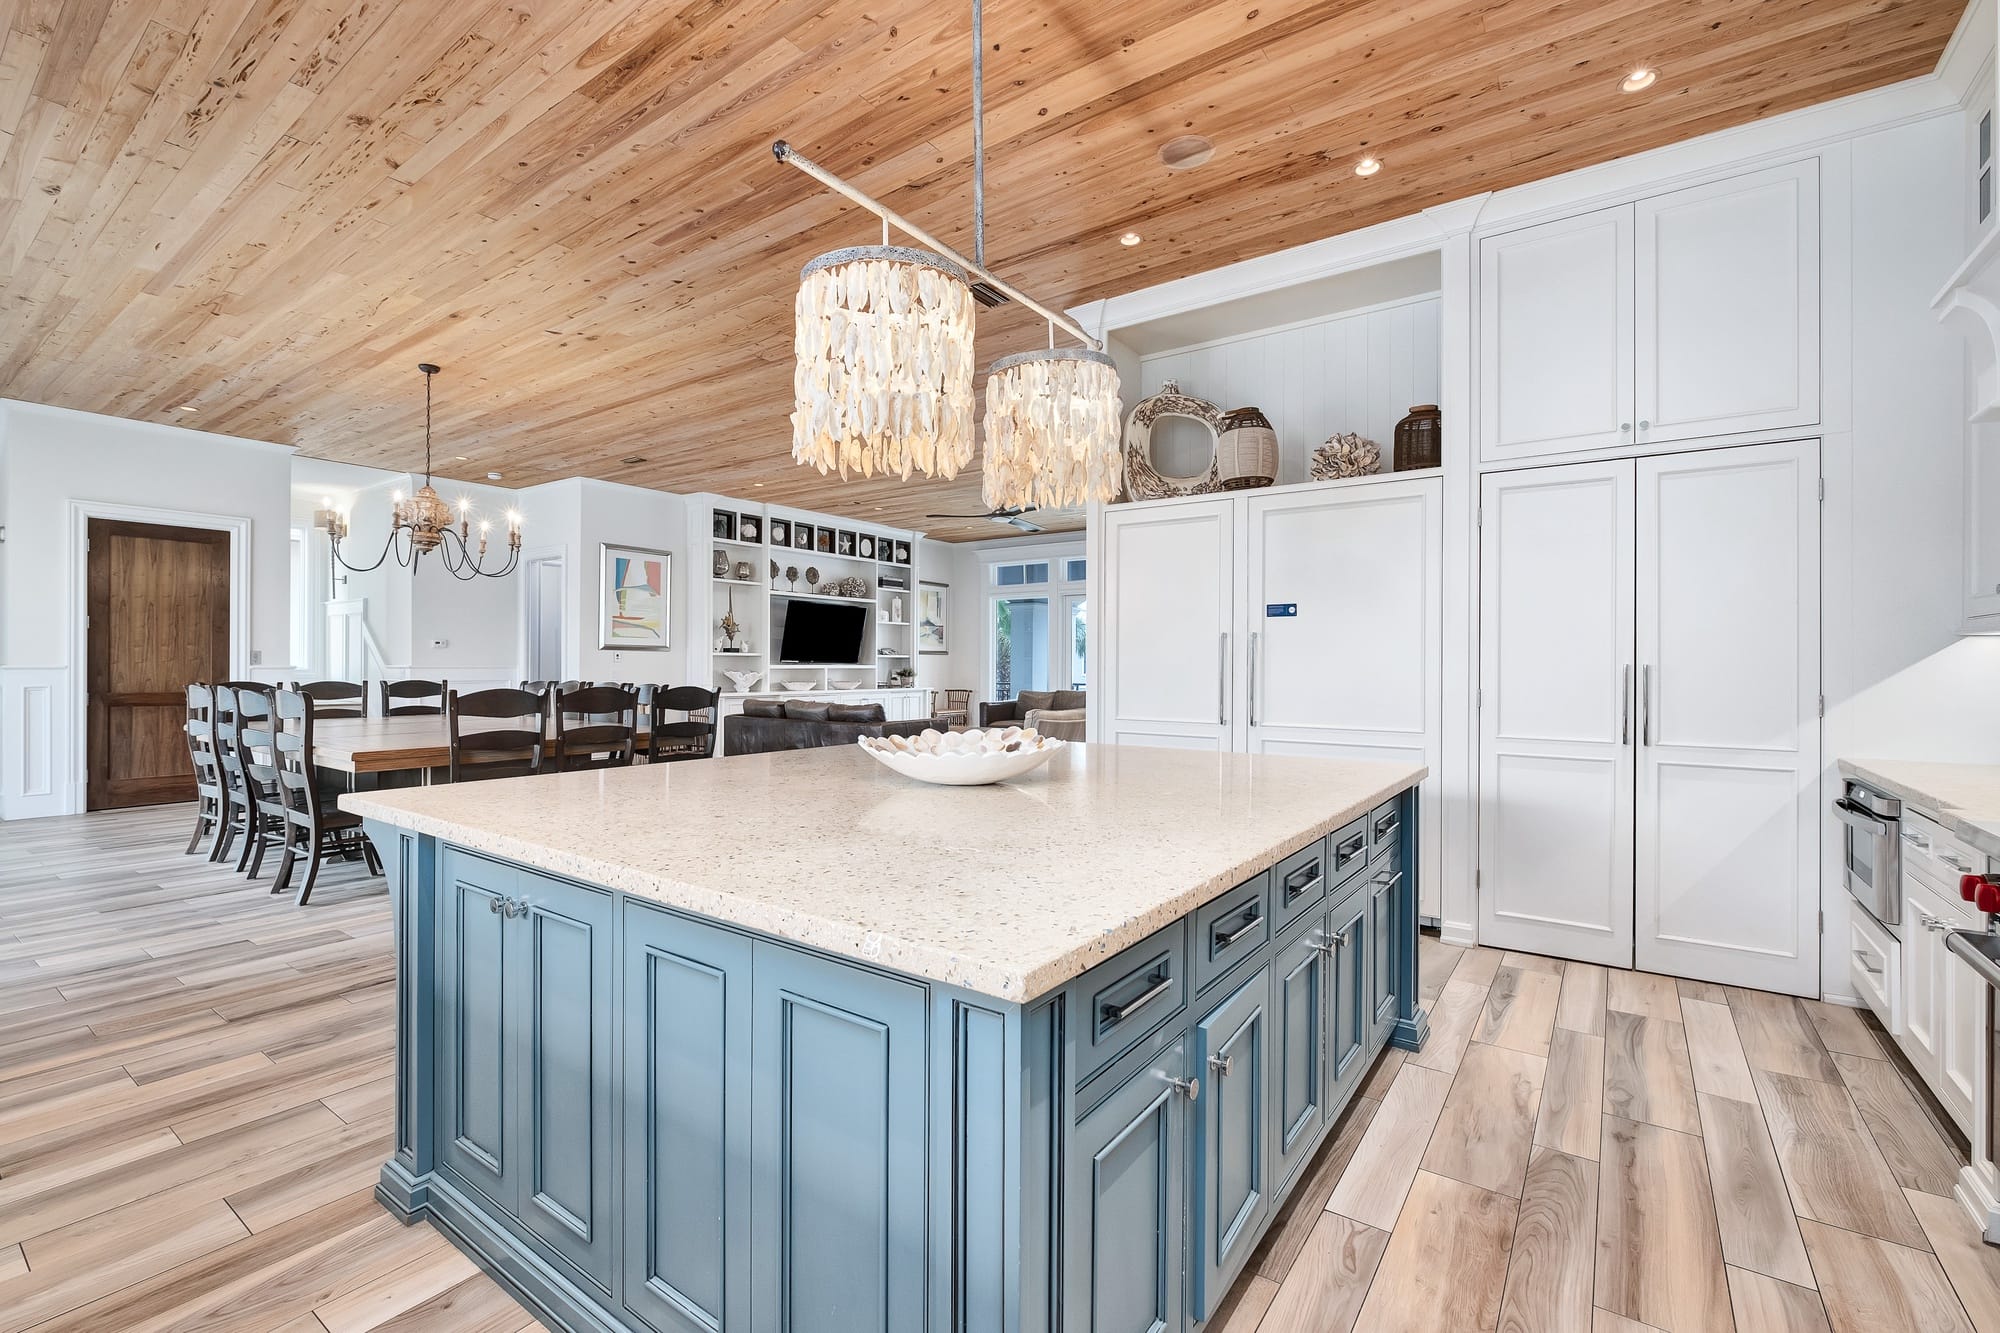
[1367, 864, 1402, 1041]
[1269, 921, 1328, 1190]
[1063, 1037, 1189, 1333]
[750, 943, 928, 1333]
[621, 903, 752, 1333]
[1901, 875, 1944, 1083]
[1478, 205, 1636, 461]
[1100, 499, 1235, 750]
[508, 872, 616, 1290]
[436, 851, 516, 1211]
[1245, 477, 1444, 916]
[1192, 970, 1270, 1321]
[1942, 931, 1981, 1135]
[1327, 895, 1371, 1101]
[1633, 441, 1820, 995]
[1477, 461, 1637, 967]
[1636, 159, 1819, 444]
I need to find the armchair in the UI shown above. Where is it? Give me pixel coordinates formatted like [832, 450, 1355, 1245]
[978, 689, 1086, 742]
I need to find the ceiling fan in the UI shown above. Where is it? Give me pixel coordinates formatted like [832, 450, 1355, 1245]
[925, 505, 1044, 533]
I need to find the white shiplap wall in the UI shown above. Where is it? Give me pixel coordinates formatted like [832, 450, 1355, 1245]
[1137, 294, 1441, 485]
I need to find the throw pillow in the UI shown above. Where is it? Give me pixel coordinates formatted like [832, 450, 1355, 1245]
[1016, 690, 1057, 714]
[786, 700, 833, 721]
[828, 702, 886, 723]
[742, 698, 784, 717]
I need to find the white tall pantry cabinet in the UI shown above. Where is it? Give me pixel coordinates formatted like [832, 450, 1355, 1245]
[1098, 473, 1444, 919]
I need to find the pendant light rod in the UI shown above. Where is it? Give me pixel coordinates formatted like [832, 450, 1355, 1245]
[771, 139, 1102, 351]
[972, 0, 984, 269]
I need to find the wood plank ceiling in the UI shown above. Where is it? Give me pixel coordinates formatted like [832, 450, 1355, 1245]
[0, 0, 1965, 540]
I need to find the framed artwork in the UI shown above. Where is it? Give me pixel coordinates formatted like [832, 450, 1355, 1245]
[858, 534, 876, 560]
[917, 581, 948, 654]
[894, 539, 912, 564]
[815, 526, 835, 554]
[599, 544, 672, 650]
[711, 510, 736, 541]
[793, 523, 814, 551]
[769, 518, 790, 547]
[739, 513, 762, 543]
[836, 530, 856, 557]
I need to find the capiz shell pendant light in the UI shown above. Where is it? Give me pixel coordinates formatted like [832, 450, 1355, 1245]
[790, 245, 976, 481]
[982, 345, 1124, 509]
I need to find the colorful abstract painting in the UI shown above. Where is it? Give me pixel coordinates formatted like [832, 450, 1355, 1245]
[599, 543, 671, 649]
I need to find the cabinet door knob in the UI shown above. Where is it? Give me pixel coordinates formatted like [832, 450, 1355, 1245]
[487, 896, 502, 914]
[1638, 420, 1651, 430]
[1208, 1053, 1234, 1079]
[1620, 423, 1632, 432]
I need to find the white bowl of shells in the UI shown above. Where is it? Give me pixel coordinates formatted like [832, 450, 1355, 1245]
[857, 726, 1066, 786]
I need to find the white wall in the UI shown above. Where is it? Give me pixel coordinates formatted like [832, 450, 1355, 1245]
[1137, 296, 1443, 484]
[913, 538, 979, 697]
[952, 535, 1089, 705]
[0, 400, 294, 817]
[516, 478, 690, 687]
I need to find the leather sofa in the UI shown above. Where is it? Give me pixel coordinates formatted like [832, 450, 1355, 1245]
[723, 699, 940, 755]
[978, 689, 1086, 742]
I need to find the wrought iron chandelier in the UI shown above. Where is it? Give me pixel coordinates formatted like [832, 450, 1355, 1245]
[776, 0, 1122, 502]
[319, 364, 522, 581]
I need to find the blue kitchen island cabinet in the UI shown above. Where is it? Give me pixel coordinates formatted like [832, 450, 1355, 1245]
[350, 745, 1427, 1333]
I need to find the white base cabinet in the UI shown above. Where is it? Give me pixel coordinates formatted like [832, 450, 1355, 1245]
[1896, 812, 1985, 1137]
[1097, 474, 1444, 917]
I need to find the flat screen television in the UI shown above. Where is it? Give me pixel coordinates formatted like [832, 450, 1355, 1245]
[778, 601, 867, 664]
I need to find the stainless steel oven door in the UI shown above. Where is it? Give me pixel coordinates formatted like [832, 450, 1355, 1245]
[1835, 796, 1901, 927]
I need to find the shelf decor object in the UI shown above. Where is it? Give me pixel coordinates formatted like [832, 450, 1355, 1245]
[774, 0, 1114, 497]
[1393, 404, 1442, 471]
[599, 544, 671, 650]
[1310, 431, 1382, 480]
[722, 670, 764, 694]
[321, 364, 522, 581]
[983, 345, 1124, 509]
[1123, 380, 1225, 500]
[1216, 405, 1279, 490]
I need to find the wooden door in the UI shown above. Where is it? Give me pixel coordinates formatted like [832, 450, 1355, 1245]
[1245, 476, 1443, 917]
[1100, 499, 1235, 750]
[86, 519, 229, 809]
[1477, 461, 1638, 967]
[1478, 205, 1636, 462]
[1635, 159, 1820, 445]
[1191, 969, 1270, 1321]
[1632, 441, 1820, 994]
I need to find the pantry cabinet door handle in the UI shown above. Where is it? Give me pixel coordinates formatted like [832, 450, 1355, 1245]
[1641, 665, 1653, 746]
[1218, 633, 1229, 727]
[1249, 631, 1260, 728]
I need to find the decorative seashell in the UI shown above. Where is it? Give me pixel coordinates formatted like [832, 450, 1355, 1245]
[919, 728, 943, 745]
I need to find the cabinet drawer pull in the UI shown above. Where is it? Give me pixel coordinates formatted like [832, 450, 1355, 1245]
[1939, 850, 1968, 872]
[1214, 911, 1263, 950]
[1334, 833, 1365, 868]
[1852, 948, 1884, 976]
[1373, 811, 1400, 841]
[1101, 972, 1172, 1027]
[1284, 861, 1323, 903]
[1374, 870, 1404, 897]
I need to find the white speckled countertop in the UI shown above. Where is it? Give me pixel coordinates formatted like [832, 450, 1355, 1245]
[343, 744, 1424, 1003]
[1840, 759, 2000, 859]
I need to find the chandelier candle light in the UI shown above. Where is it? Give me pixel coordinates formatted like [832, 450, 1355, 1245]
[775, 0, 1122, 503]
[322, 364, 522, 581]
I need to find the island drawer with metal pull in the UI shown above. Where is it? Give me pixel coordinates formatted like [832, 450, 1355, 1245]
[1069, 919, 1189, 1085]
[1272, 836, 1334, 935]
[1367, 797, 1403, 861]
[1192, 871, 1270, 997]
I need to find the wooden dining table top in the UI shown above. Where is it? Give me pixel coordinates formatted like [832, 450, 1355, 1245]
[312, 714, 653, 774]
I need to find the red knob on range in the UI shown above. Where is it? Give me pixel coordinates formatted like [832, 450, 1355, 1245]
[1977, 880, 2000, 916]
[1963, 873, 1985, 903]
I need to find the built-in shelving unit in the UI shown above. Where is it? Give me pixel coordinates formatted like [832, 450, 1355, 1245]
[685, 493, 925, 700]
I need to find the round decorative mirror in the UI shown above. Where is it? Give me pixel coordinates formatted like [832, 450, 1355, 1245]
[1123, 381, 1224, 500]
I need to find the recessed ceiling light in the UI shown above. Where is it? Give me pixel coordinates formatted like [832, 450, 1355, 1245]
[175, 405, 197, 412]
[753, 482, 765, 487]
[1158, 135, 1215, 172]
[453, 455, 468, 462]
[487, 471, 502, 481]
[1621, 66, 1657, 93]
[1355, 156, 1382, 177]
[1119, 231, 1143, 247]
[620, 456, 647, 465]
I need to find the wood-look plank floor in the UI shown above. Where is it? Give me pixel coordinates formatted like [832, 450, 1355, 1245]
[0, 804, 545, 1332]
[9, 807, 2000, 1333]
[1238, 934, 2000, 1333]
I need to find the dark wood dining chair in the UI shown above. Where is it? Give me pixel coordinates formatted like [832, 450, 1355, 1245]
[221, 682, 284, 878]
[380, 679, 447, 716]
[447, 687, 551, 782]
[184, 684, 225, 854]
[294, 680, 367, 718]
[649, 685, 720, 762]
[555, 685, 640, 770]
[271, 689, 381, 902]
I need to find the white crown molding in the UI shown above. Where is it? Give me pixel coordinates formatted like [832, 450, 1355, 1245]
[0, 396, 296, 454]
[1935, 0, 1995, 108]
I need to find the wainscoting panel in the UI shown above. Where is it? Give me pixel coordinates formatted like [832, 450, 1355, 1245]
[1, 666, 70, 819]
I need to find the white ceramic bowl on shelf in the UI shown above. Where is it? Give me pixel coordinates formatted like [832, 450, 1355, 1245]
[829, 681, 864, 690]
[778, 679, 816, 691]
[857, 727, 1065, 786]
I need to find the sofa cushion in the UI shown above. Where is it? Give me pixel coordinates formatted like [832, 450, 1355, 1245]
[742, 698, 784, 717]
[1015, 690, 1057, 714]
[785, 699, 832, 721]
[1051, 690, 1087, 711]
[827, 702, 886, 723]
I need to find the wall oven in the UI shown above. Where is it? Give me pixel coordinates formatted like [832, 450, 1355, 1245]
[1835, 779, 1902, 929]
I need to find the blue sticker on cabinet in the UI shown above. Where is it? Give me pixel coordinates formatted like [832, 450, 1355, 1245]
[1266, 603, 1298, 617]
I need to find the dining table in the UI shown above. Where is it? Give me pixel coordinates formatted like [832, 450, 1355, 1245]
[312, 715, 656, 778]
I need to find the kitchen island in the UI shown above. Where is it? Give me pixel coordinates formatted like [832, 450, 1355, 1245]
[344, 744, 1427, 1333]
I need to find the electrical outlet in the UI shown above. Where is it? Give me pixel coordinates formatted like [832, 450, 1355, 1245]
[430, 638, 449, 649]
[250, 649, 263, 665]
